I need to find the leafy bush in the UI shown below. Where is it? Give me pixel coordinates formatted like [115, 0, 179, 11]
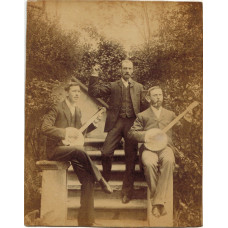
[129, 3, 202, 226]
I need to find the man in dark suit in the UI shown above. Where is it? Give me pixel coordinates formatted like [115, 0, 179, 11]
[88, 60, 144, 203]
[41, 82, 112, 226]
[128, 86, 192, 217]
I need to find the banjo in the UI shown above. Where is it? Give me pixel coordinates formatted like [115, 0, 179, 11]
[144, 101, 199, 151]
[62, 107, 106, 146]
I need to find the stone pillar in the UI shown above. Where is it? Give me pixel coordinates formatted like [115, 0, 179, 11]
[36, 160, 71, 226]
[147, 174, 173, 227]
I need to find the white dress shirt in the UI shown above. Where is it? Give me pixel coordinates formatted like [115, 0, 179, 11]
[121, 77, 132, 87]
[65, 98, 77, 116]
[150, 106, 162, 119]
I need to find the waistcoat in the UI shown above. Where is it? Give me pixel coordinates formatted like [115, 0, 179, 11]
[119, 83, 135, 118]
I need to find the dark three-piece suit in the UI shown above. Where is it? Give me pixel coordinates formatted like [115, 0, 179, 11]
[88, 76, 144, 198]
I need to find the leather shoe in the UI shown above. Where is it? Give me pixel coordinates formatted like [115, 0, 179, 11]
[99, 177, 113, 194]
[122, 195, 131, 204]
[152, 205, 161, 217]
[160, 206, 167, 216]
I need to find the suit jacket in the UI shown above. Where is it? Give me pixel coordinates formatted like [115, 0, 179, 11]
[88, 76, 144, 132]
[41, 100, 94, 159]
[128, 107, 178, 145]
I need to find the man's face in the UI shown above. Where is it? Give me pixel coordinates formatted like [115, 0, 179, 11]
[67, 85, 81, 103]
[149, 88, 163, 108]
[121, 62, 133, 81]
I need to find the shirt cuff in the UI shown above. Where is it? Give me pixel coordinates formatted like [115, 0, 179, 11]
[93, 121, 98, 128]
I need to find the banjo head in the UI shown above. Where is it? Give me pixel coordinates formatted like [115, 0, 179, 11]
[144, 128, 168, 151]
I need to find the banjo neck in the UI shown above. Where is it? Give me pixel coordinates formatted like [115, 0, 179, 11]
[79, 107, 106, 133]
[162, 101, 199, 133]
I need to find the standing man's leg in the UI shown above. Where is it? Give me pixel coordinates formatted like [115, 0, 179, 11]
[101, 119, 123, 181]
[122, 118, 138, 203]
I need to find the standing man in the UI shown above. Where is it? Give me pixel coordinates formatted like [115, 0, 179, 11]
[41, 82, 112, 226]
[128, 86, 192, 217]
[88, 60, 144, 204]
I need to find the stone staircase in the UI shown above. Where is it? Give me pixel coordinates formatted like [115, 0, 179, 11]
[66, 139, 148, 226]
[36, 138, 174, 227]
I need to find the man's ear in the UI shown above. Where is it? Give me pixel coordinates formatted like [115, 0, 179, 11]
[145, 92, 151, 103]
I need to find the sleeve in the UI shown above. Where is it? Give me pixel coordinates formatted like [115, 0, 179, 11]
[128, 114, 147, 142]
[41, 106, 66, 140]
[88, 76, 112, 98]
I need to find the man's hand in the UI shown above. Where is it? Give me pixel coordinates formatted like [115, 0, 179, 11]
[184, 110, 193, 123]
[93, 113, 102, 126]
[91, 64, 101, 77]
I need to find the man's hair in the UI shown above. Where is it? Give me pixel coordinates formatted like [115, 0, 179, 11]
[64, 82, 80, 92]
[121, 59, 133, 67]
[148, 86, 162, 93]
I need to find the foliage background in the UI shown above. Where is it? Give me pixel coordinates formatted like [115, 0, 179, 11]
[25, 2, 202, 226]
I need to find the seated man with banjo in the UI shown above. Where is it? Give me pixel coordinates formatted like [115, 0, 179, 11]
[41, 81, 113, 226]
[128, 86, 198, 218]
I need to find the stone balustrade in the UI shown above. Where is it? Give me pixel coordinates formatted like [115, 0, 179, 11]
[36, 160, 71, 226]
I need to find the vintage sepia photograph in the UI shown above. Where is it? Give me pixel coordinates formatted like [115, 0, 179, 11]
[25, 0, 203, 227]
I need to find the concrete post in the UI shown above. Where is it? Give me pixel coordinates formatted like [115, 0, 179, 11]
[36, 160, 71, 226]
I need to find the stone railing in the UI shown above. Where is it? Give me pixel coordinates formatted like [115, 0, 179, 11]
[36, 160, 71, 226]
[37, 159, 174, 227]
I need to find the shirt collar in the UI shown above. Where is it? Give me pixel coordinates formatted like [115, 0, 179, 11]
[65, 98, 77, 115]
[150, 105, 162, 118]
[121, 77, 132, 87]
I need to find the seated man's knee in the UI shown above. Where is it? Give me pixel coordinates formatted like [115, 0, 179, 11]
[142, 150, 158, 168]
[70, 147, 90, 163]
[162, 147, 175, 164]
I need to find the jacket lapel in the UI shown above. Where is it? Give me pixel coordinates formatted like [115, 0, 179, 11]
[129, 80, 135, 101]
[74, 106, 82, 129]
[62, 100, 72, 126]
[117, 80, 123, 101]
[149, 107, 159, 121]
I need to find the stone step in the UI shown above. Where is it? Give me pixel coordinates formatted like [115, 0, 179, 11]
[86, 149, 140, 163]
[67, 198, 147, 210]
[86, 149, 138, 163]
[86, 149, 125, 157]
[68, 186, 147, 199]
[68, 169, 145, 184]
[65, 218, 148, 227]
[68, 163, 141, 172]
[67, 179, 147, 190]
[84, 138, 105, 143]
[67, 198, 147, 221]
[84, 138, 123, 151]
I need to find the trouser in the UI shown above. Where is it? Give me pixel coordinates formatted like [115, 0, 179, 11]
[141, 146, 175, 206]
[52, 145, 102, 226]
[102, 117, 138, 198]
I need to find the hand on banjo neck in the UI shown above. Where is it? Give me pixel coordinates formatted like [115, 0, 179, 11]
[62, 107, 106, 146]
[144, 101, 199, 151]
